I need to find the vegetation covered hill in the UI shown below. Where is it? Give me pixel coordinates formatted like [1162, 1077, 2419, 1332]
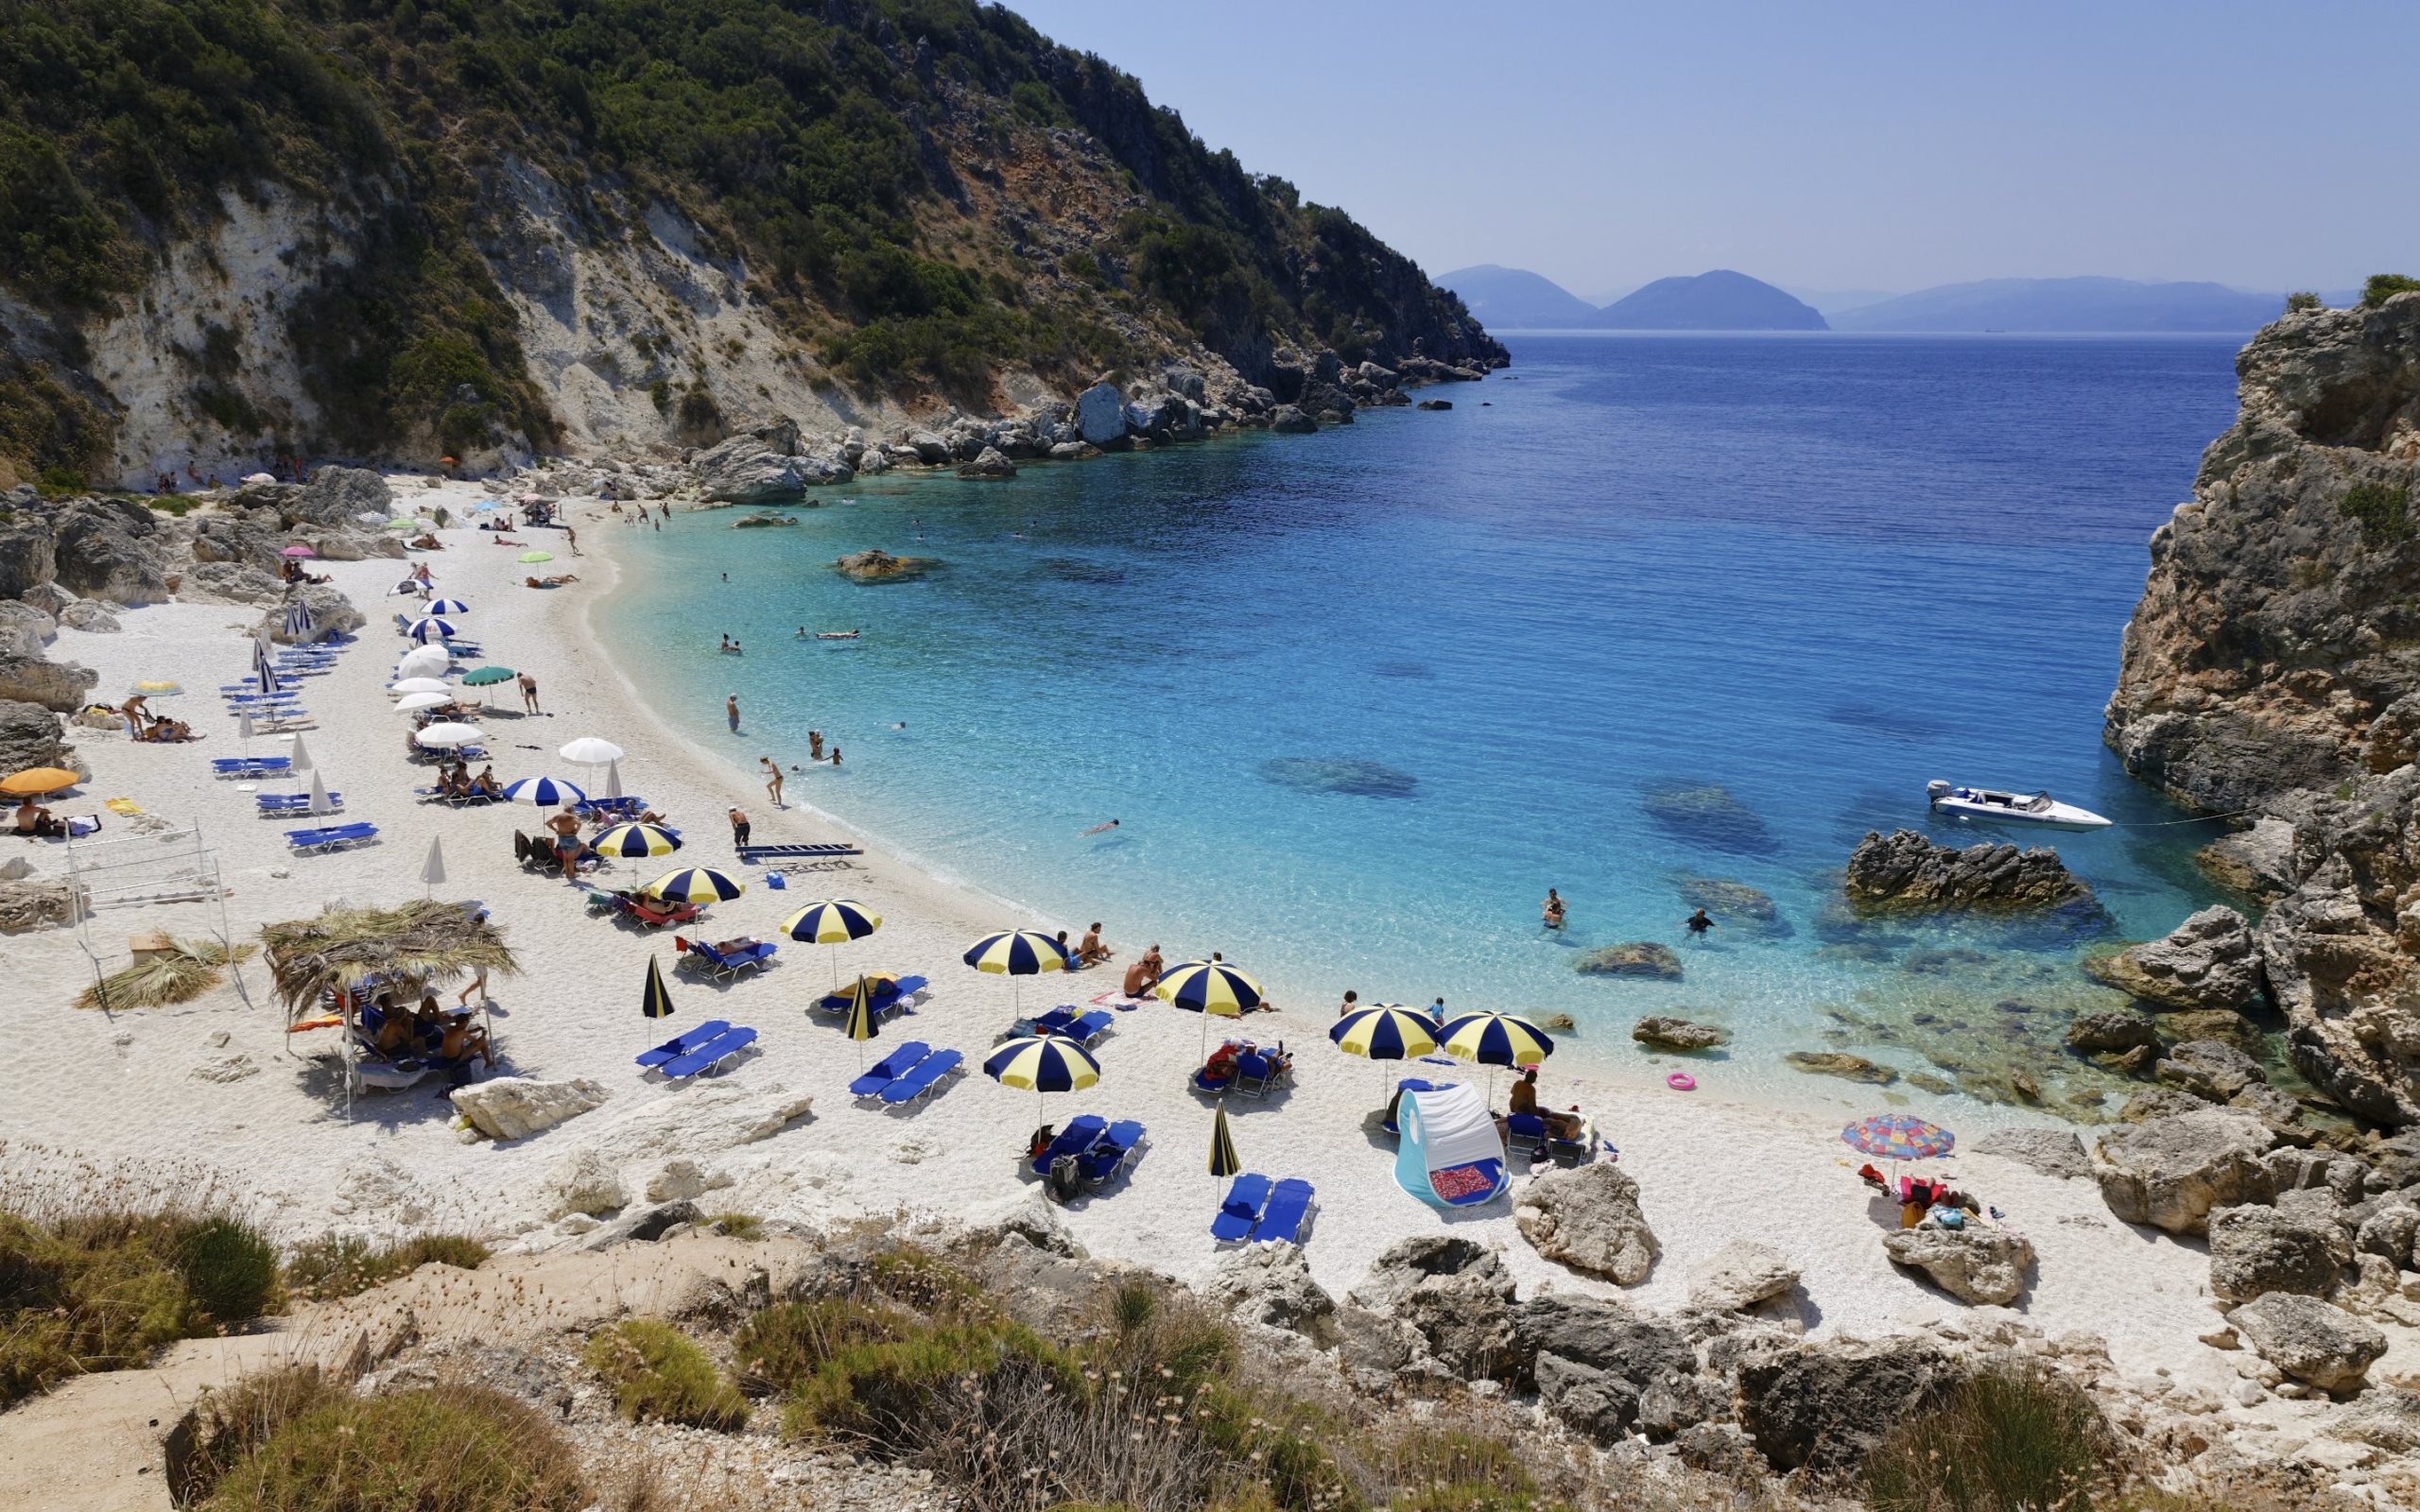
[0, 0, 1501, 487]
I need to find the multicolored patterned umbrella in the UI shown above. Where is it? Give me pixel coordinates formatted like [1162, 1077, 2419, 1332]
[1841, 1114, 1955, 1161]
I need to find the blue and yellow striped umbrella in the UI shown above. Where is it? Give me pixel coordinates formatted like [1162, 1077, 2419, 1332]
[1331, 1005, 1440, 1060]
[785, 899, 883, 986]
[1842, 1114, 1955, 1162]
[1209, 1101, 1240, 1179]
[592, 822, 680, 858]
[644, 866, 745, 904]
[1437, 1011, 1556, 1068]
[1156, 960, 1263, 1016]
[964, 929, 1067, 1012]
[640, 954, 676, 1020]
[984, 1035, 1100, 1091]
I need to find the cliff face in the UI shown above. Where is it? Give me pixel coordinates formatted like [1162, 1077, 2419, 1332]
[0, 0, 1502, 489]
[2106, 293, 2420, 1125]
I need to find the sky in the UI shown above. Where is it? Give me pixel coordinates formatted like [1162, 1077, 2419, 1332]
[1001, 1, 2420, 299]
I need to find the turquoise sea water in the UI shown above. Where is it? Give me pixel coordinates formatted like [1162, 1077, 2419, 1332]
[608, 333, 2250, 1108]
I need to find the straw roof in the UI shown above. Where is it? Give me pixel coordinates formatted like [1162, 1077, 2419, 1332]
[260, 899, 516, 1022]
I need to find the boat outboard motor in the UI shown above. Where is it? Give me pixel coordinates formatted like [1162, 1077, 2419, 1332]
[1926, 780, 1950, 808]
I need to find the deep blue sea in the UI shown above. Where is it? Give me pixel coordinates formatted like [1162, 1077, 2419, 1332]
[609, 333, 2250, 1108]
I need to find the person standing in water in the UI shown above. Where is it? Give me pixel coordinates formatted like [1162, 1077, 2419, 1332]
[726, 695, 741, 734]
[1542, 888, 1565, 929]
[1685, 907, 1714, 936]
[761, 758, 784, 807]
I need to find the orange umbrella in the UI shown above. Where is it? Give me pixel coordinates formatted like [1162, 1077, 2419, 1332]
[1, 767, 79, 796]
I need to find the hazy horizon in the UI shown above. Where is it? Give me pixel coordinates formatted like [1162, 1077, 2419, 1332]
[1005, 0, 2418, 297]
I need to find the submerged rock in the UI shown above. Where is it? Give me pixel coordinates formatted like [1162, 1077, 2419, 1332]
[2083, 905, 2264, 1012]
[1576, 941, 1682, 979]
[834, 550, 937, 583]
[1673, 873, 1790, 937]
[731, 512, 796, 528]
[1632, 1015, 1727, 1051]
[1844, 829, 2091, 911]
[1257, 756, 1417, 799]
[1785, 1051, 1897, 1085]
[1643, 781, 1778, 855]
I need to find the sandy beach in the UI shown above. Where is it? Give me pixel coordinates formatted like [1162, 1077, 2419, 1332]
[1, 477, 2384, 1409]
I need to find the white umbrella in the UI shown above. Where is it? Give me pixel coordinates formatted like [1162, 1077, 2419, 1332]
[421, 836, 447, 897]
[289, 734, 314, 773]
[308, 771, 334, 816]
[389, 677, 453, 696]
[414, 723, 484, 748]
[396, 646, 450, 678]
[604, 759, 624, 799]
[237, 711, 254, 754]
[393, 691, 453, 714]
[559, 737, 624, 765]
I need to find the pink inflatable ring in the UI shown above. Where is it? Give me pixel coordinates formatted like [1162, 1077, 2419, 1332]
[1666, 1072, 1696, 1091]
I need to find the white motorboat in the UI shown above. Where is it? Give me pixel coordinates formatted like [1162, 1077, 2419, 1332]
[1926, 780, 2111, 831]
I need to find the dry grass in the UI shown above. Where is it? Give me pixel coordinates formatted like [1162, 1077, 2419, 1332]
[75, 936, 255, 1010]
[584, 1318, 752, 1432]
[1864, 1360, 2111, 1512]
[260, 898, 515, 1022]
[197, 1383, 588, 1512]
[283, 1233, 491, 1302]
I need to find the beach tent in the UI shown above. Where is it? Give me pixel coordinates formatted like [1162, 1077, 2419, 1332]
[1393, 1084, 1512, 1209]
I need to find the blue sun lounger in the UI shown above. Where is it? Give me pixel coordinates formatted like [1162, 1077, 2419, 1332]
[1078, 1120, 1145, 1187]
[849, 1041, 930, 1100]
[660, 1025, 757, 1080]
[1028, 1114, 1107, 1177]
[1211, 1173, 1272, 1243]
[257, 792, 341, 815]
[1052, 1009, 1115, 1047]
[676, 936, 777, 980]
[286, 822, 378, 853]
[879, 1048, 962, 1107]
[1251, 1178, 1316, 1244]
[637, 1020, 732, 1069]
[1381, 1079, 1450, 1136]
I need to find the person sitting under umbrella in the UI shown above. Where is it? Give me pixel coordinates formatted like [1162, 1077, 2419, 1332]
[13, 796, 63, 838]
[1507, 1067, 1584, 1143]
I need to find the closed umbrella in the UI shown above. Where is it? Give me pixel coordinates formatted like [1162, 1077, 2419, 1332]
[1331, 1005, 1442, 1100]
[502, 775, 586, 807]
[289, 733, 314, 773]
[421, 835, 446, 897]
[307, 771, 334, 816]
[283, 597, 315, 639]
[781, 899, 881, 985]
[963, 929, 1067, 1014]
[591, 822, 680, 858]
[984, 1034, 1100, 1122]
[842, 974, 878, 1067]
[604, 759, 624, 799]
[641, 955, 676, 1020]
[645, 867, 745, 904]
[1209, 1101, 1241, 1180]
[237, 711, 254, 753]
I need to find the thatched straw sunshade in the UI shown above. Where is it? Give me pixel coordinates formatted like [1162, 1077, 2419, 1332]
[262, 898, 517, 1024]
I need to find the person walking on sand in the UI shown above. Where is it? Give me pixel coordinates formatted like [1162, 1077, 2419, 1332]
[729, 806, 752, 849]
[518, 671, 540, 714]
[726, 695, 741, 733]
[1542, 887, 1565, 930]
[565, 524, 579, 555]
[761, 757, 784, 807]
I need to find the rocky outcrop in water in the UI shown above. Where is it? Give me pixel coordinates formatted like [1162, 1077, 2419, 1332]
[834, 550, 936, 583]
[2084, 905, 2265, 1012]
[2103, 297, 2420, 1130]
[1633, 1015, 1727, 1051]
[1575, 941, 1681, 979]
[1844, 829, 2092, 911]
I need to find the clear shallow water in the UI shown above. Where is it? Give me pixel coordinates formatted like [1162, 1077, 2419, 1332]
[608, 334, 2249, 1110]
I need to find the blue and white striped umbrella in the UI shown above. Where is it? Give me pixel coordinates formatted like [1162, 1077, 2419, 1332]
[423, 598, 470, 615]
[406, 616, 457, 642]
[282, 598, 315, 638]
[502, 775, 586, 807]
[254, 656, 283, 697]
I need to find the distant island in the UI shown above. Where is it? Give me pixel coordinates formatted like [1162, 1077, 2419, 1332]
[1453, 267, 2342, 335]
[1440, 266, 1826, 331]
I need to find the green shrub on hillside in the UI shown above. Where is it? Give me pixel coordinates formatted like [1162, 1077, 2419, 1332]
[2364, 273, 2420, 307]
[1865, 1360, 2111, 1512]
[2283, 291, 2322, 313]
[2342, 481, 2413, 545]
[582, 1318, 750, 1432]
[198, 1385, 588, 1512]
[282, 1233, 490, 1302]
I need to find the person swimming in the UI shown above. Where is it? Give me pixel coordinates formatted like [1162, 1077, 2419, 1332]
[1685, 907, 1714, 935]
[1080, 818, 1120, 836]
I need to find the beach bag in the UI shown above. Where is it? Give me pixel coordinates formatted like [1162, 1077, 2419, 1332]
[1046, 1156, 1080, 1203]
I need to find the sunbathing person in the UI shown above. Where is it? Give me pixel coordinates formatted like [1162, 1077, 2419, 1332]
[13, 798, 63, 839]
[438, 1015, 493, 1069]
[541, 574, 579, 586]
[1077, 922, 1113, 966]
[1201, 1040, 1240, 1086]
[471, 765, 503, 799]
[1122, 944, 1165, 999]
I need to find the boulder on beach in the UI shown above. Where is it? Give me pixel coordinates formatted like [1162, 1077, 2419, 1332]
[1785, 1050, 1897, 1085]
[1844, 829, 2091, 910]
[0, 649, 96, 712]
[0, 699, 77, 777]
[1643, 781, 1777, 855]
[1686, 1240, 1800, 1312]
[2229, 1292, 2388, 1394]
[834, 550, 937, 583]
[2094, 1108, 2276, 1234]
[1882, 1224, 2036, 1305]
[1632, 1015, 1727, 1051]
[2083, 905, 2264, 1012]
[1514, 1160, 1659, 1283]
[1575, 942, 1682, 979]
[544, 1146, 627, 1218]
[1209, 1243, 1336, 1338]
[450, 1076, 609, 1142]
[1516, 1294, 1696, 1442]
[2153, 1039, 2267, 1103]
[1347, 1236, 1520, 1380]
[2207, 1201, 2344, 1302]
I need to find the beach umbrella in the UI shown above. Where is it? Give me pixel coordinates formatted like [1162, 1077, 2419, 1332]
[133, 679, 182, 696]
[559, 736, 624, 765]
[591, 822, 680, 859]
[280, 543, 316, 558]
[236, 711, 254, 752]
[283, 598, 315, 639]
[1842, 1114, 1955, 1163]
[1438, 1011, 1556, 1108]
[641, 955, 676, 1020]
[397, 645, 451, 678]
[603, 760, 624, 799]
[254, 656, 283, 697]
[414, 723, 483, 749]
[424, 598, 471, 615]
[518, 549, 555, 564]
[406, 616, 457, 643]
[386, 517, 419, 531]
[984, 1034, 1100, 1121]
[289, 734, 314, 773]
[501, 775, 586, 807]
[458, 666, 514, 688]
[963, 929, 1068, 1014]
[842, 974, 878, 1067]
[1209, 1101, 1241, 1180]
[420, 836, 446, 897]
[780, 899, 882, 985]
[307, 771, 334, 816]
[645, 866, 745, 904]
[1331, 1005, 1442, 1099]
[0, 766, 79, 796]
[389, 678, 453, 696]
[393, 691, 453, 714]
[1157, 959, 1264, 1056]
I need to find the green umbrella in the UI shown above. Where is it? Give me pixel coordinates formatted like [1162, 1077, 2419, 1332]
[518, 549, 554, 564]
[459, 666, 515, 686]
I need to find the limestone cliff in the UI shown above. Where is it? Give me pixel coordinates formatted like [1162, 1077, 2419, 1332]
[2106, 293, 2420, 1125]
[0, 1, 1502, 490]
